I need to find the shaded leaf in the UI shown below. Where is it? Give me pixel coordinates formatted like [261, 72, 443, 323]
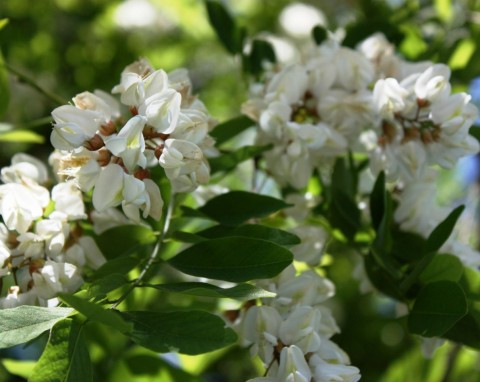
[420, 254, 464, 284]
[205, 0, 244, 54]
[209, 144, 271, 173]
[59, 294, 132, 334]
[209, 115, 254, 146]
[312, 25, 328, 45]
[370, 171, 385, 231]
[168, 236, 293, 282]
[408, 281, 468, 337]
[121, 310, 237, 355]
[198, 191, 290, 226]
[30, 319, 92, 382]
[198, 224, 300, 246]
[88, 273, 128, 299]
[0, 51, 9, 117]
[426, 205, 464, 253]
[143, 281, 275, 300]
[96, 225, 156, 259]
[90, 255, 139, 281]
[0, 306, 73, 349]
[243, 39, 276, 76]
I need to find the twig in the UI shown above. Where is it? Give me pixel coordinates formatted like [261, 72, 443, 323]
[440, 344, 461, 382]
[3, 63, 67, 105]
[110, 194, 175, 309]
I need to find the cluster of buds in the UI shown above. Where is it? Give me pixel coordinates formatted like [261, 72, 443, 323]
[0, 154, 105, 308]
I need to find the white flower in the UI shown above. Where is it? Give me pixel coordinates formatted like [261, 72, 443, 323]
[276, 345, 312, 382]
[414, 64, 451, 103]
[279, 306, 323, 353]
[160, 139, 203, 170]
[73, 90, 120, 121]
[277, 270, 335, 307]
[105, 115, 147, 172]
[92, 163, 125, 211]
[431, 93, 478, 135]
[90, 207, 134, 235]
[290, 225, 328, 265]
[139, 88, 181, 134]
[1, 153, 49, 186]
[312, 360, 361, 382]
[31, 261, 83, 300]
[0, 183, 47, 234]
[51, 181, 86, 220]
[240, 305, 282, 364]
[50, 105, 101, 150]
[143, 178, 163, 220]
[266, 65, 308, 104]
[64, 236, 106, 270]
[373, 78, 410, 118]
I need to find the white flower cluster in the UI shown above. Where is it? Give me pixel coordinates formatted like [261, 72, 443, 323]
[51, 58, 216, 224]
[0, 154, 106, 308]
[236, 265, 360, 382]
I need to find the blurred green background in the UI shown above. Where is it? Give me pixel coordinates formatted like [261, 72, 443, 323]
[1, 0, 480, 381]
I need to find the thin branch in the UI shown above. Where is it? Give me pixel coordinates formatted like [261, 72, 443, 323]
[110, 194, 176, 309]
[3, 63, 67, 105]
[440, 344, 461, 382]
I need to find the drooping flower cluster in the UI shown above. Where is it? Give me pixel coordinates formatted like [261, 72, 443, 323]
[243, 32, 480, 269]
[0, 154, 106, 308]
[51, 58, 216, 223]
[236, 265, 360, 382]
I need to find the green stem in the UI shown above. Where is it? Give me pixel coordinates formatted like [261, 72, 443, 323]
[110, 194, 175, 309]
[3, 63, 66, 105]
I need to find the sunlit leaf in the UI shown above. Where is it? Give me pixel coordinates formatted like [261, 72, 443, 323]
[0, 306, 73, 349]
[425, 205, 464, 253]
[30, 319, 92, 382]
[0, 50, 9, 117]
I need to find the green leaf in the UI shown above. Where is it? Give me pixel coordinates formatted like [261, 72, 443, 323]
[0, 19, 9, 31]
[170, 230, 207, 244]
[168, 236, 293, 282]
[59, 294, 132, 334]
[390, 230, 426, 263]
[459, 267, 480, 299]
[96, 225, 156, 259]
[329, 189, 361, 241]
[331, 156, 357, 199]
[444, 306, 480, 349]
[0, 51, 9, 117]
[143, 281, 275, 300]
[420, 254, 464, 284]
[370, 171, 385, 231]
[209, 115, 255, 146]
[243, 39, 277, 76]
[209, 144, 271, 173]
[30, 319, 92, 382]
[205, 0, 245, 54]
[425, 205, 464, 253]
[122, 353, 202, 381]
[198, 191, 291, 226]
[90, 255, 139, 281]
[448, 38, 476, 70]
[408, 280, 468, 337]
[87, 273, 128, 299]
[121, 310, 237, 355]
[198, 224, 300, 246]
[364, 255, 404, 300]
[0, 129, 45, 143]
[312, 25, 328, 45]
[2, 359, 35, 379]
[0, 306, 73, 349]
